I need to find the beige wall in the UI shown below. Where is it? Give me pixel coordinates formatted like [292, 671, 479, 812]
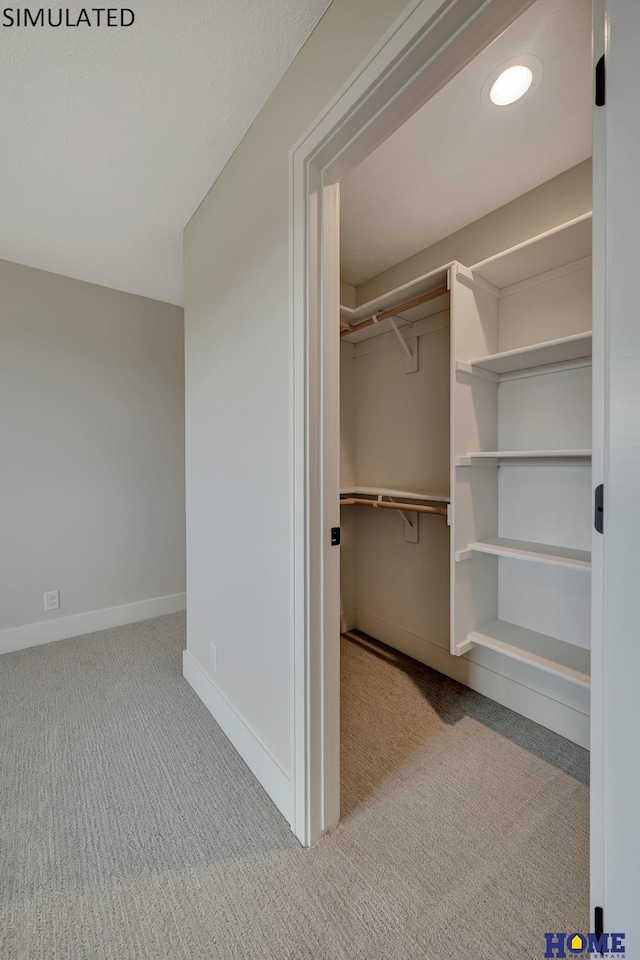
[340, 315, 451, 647]
[184, 0, 411, 778]
[0, 259, 185, 638]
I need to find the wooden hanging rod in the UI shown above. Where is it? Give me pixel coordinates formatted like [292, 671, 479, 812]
[340, 497, 447, 516]
[339, 285, 449, 338]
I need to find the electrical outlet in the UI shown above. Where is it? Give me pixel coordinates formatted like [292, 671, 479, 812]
[44, 590, 60, 612]
[209, 643, 217, 673]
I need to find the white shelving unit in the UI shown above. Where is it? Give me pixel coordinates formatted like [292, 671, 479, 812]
[450, 214, 593, 689]
[460, 537, 591, 571]
[462, 331, 592, 375]
[456, 449, 591, 464]
[469, 213, 592, 288]
[468, 620, 590, 687]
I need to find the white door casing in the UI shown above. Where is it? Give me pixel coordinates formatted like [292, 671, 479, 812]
[290, 0, 537, 847]
[590, 0, 605, 930]
[591, 1, 640, 951]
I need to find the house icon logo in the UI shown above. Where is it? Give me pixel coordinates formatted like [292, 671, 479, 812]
[544, 929, 626, 957]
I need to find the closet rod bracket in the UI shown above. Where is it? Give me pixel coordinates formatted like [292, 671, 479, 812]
[385, 316, 418, 373]
[384, 497, 419, 542]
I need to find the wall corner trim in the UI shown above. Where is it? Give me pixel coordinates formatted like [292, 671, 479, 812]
[0, 592, 186, 657]
[182, 651, 293, 826]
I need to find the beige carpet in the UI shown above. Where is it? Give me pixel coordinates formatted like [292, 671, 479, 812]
[0, 614, 589, 959]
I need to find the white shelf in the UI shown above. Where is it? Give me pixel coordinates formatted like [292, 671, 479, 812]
[467, 619, 590, 687]
[339, 264, 451, 343]
[340, 486, 450, 503]
[467, 332, 592, 375]
[470, 214, 592, 289]
[339, 264, 450, 324]
[456, 449, 591, 465]
[464, 537, 591, 571]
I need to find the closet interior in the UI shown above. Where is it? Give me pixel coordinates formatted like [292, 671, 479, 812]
[338, 0, 592, 750]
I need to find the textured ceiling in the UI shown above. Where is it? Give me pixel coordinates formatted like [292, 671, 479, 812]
[0, 0, 331, 305]
[340, 0, 592, 288]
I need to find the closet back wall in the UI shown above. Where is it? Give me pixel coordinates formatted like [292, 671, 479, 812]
[0, 259, 186, 653]
[340, 316, 450, 652]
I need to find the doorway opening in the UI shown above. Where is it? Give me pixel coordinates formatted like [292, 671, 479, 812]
[291, 11, 599, 937]
[332, 0, 592, 935]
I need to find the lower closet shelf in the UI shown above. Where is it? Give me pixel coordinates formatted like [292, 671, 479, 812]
[467, 619, 590, 687]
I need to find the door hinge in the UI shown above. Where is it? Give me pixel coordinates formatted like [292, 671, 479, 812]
[595, 484, 604, 534]
[594, 906, 604, 955]
[330, 527, 341, 546]
[595, 54, 605, 106]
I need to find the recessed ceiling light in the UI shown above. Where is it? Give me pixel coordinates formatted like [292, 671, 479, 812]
[489, 65, 533, 105]
[481, 55, 542, 110]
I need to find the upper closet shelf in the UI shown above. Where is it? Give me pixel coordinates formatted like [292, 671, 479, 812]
[470, 213, 592, 289]
[340, 486, 450, 503]
[463, 331, 592, 375]
[340, 264, 451, 344]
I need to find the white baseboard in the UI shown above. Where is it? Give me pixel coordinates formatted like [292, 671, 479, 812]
[0, 592, 186, 657]
[352, 610, 590, 749]
[182, 651, 293, 824]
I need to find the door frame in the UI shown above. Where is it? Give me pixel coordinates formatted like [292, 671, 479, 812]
[589, 0, 605, 925]
[289, 0, 539, 846]
[590, 1, 640, 946]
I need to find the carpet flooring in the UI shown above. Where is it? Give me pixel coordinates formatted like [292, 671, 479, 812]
[0, 614, 589, 959]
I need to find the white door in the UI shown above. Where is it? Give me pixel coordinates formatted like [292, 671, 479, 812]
[591, 1, 640, 953]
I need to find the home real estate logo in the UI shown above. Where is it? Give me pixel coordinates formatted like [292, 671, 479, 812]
[544, 930, 626, 958]
[1, 6, 135, 27]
